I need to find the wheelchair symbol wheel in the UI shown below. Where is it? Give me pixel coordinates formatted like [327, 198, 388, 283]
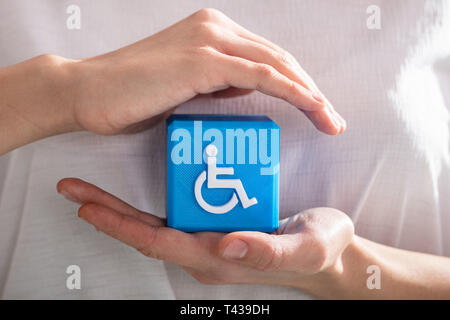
[194, 171, 239, 214]
[194, 144, 257, 214]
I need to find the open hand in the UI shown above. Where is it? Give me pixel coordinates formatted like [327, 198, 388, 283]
[67, 8, 345, 135]
[57, 178, 354, 293]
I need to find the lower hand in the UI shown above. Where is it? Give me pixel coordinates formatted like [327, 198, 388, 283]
[57, 178, 354, 293]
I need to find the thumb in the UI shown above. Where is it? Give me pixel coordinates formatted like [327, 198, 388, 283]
[218, 231, 305, 272]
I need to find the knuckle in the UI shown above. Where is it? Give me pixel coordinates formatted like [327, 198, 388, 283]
[256, 64, 277, 79]
[137, 228, 162, 259]
[276, 51, 296, 67]
[36, 53, 64, 66]
[253, 64, 276, 91]
[192, 8, 223, 22]
[186, 47, 221, 92]
[191, 45, 216, 59]
[195, 22, 222, 42]
[287, 79, 299, 96]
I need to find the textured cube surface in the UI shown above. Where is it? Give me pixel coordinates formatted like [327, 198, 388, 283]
[167, 114, 279, 232]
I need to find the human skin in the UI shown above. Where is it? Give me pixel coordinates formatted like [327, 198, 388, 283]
[0, 8, 345, 155]
[1, 8, 450, 299]
[56, 177, 450, 299]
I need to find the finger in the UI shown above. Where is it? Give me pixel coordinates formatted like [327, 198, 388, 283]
[212, 52, 341, 134]
[78, 203, 209, 267]
[222, 16, 324, 91]
[208, 11, 345, 133]
[214, 12, 284, 54]
[217, 34, 344, 133]
[227, 22, 320, 92]
[218, 208, 355, 273]
[236, 32, 319, 91]
[237, 41, 346, 134]
[213, 51, 326, 112]
[218, 231, 309, 272]
[219, 33, 314, 92]
[303, 108, 343, 135]
[310, 95, 347, 134]
[57, 178, 164, 227]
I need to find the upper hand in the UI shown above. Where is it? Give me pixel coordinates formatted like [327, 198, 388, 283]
[57, 178, 354, 293]
[65, 8, 345, 135]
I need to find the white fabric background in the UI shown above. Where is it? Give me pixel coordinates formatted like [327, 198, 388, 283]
[0, 0, 449, 299]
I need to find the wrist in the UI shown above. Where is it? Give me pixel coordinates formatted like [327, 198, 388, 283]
[0, 54, 82, 154]
[33, 54, 83, 134]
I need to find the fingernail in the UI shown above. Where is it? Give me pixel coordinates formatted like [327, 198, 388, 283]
[325, 107, 341, 132]
[222, 239, 248, 260]
[58, 190, 81, 204]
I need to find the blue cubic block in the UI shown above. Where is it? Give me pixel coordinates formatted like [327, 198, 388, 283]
[167, 114, 279, 233]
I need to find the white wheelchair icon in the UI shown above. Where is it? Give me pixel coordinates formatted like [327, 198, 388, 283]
[194, 144, 258, 214]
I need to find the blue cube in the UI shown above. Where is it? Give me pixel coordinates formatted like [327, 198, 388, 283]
[167, 114, 279, 233]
